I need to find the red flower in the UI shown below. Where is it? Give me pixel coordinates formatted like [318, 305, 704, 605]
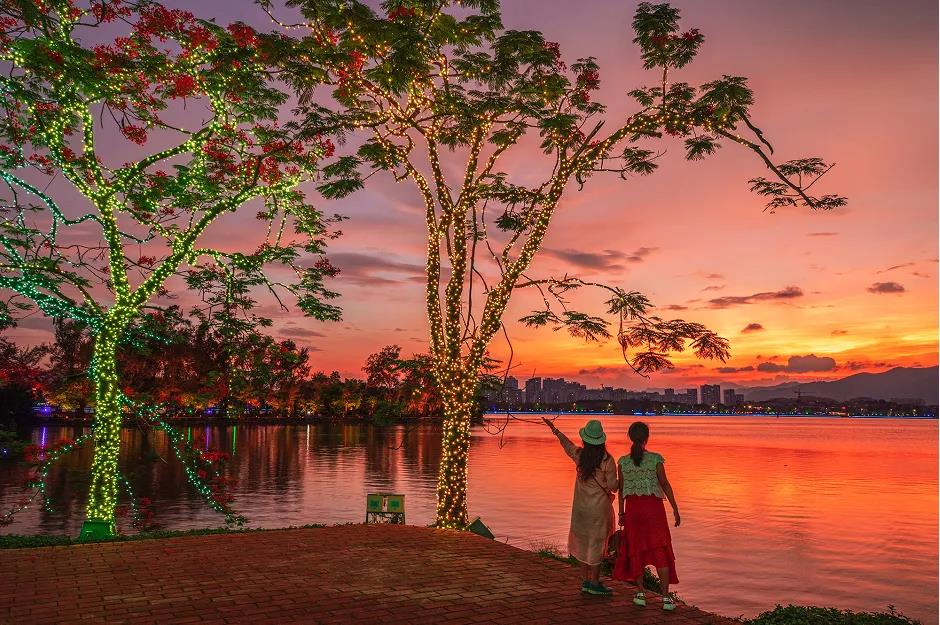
[92, 2, 119, 22]
[227, 23, 258, 49]
[650, 34, 670, 48]
[314, 28, 338, 46]
[167, 74, 197, 98]
[139, 497, 152, 507]
[121, 124, 148, 145]
[318, 137, 335, 158]
[348, 50, 365, 73]
[576, 69, 600, 90]
[542, 41, 566, 72]
[388, 6, 417, 20]
[187, 26, 218, 51]
[197, 470, 207, 480]
[136, 5, 195, 40]
[34, 102, 60, 116]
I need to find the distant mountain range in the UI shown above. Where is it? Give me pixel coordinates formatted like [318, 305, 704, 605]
[740, 366, 939, 404]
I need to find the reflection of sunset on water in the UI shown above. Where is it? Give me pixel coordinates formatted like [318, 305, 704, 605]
[1, 416, 935, 622]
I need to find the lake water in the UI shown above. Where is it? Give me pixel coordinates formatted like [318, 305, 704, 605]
[1, 415, 936, 623]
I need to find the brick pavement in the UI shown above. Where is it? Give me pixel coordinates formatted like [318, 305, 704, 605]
[0, 524, 735, 624]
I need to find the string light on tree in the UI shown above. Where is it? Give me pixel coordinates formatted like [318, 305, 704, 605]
[276, 0, 845, 529]
[0, 0, 342, 536]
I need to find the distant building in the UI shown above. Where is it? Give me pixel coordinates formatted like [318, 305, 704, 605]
[734, 393, 745, 405]
[524, 377, 542, 404]
[500, 377, 522, 403]
[664, 388, 675, 401]
[686, 388, 698, 405]
[700, 384, 721, 406]
[723, 389, 737, 405]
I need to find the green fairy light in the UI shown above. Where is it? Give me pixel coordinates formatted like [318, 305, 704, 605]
[0, 1, 338, 536]
[0, 434, 93, 526]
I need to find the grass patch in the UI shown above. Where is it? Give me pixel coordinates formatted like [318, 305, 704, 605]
[745, 605, 919, 625]
[0, 523, 327, 550]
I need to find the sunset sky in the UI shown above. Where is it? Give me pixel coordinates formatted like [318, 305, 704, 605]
[8, 0, 939, 390]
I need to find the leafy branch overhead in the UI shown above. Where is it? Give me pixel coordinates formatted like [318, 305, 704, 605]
[274, 0, 843, 380]
[516, 276, 729, 376]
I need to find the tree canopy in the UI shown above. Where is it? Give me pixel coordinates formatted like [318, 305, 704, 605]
[269, 0, 845, 527]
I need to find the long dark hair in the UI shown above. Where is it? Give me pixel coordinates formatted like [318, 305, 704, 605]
[628, 421, 650, 467]
[577, 442, 607, 480]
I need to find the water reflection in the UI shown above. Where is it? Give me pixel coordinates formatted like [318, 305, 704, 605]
[0, 416, 936, 623]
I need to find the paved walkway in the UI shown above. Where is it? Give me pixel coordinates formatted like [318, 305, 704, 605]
[1, 525, 734, 624]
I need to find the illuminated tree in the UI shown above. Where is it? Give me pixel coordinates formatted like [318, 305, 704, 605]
[0, 0, 340, 534]
[272, 0, 845, 527]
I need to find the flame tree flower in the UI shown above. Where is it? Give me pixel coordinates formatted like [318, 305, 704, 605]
[0, 0, 342, 535]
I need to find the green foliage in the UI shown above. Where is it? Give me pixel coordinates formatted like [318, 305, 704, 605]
[0, 523, 328, 550]
[746, 605, 919, 625]
[0, 0, 343, 337]
[0, 429, 28, 461]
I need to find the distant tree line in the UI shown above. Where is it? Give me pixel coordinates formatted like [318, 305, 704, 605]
[0, 311, 458, 426]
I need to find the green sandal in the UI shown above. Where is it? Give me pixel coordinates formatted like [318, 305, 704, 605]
[633, 592, 647, 606]
[663, 594, 676, 611]
[586, 582, 613, 596]
[580, 581, 591, 593]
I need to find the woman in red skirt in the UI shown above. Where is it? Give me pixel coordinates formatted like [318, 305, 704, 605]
[614, 421, 681, 611]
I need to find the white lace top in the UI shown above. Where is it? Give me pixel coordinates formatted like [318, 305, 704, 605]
[618, 451, 664, 498]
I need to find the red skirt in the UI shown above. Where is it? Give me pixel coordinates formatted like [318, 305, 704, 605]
[613, 495, 678, 584]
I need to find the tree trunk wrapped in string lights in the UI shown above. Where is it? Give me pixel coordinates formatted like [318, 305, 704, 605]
[0, 0, 341, 535]
[274, 0, 846, 528]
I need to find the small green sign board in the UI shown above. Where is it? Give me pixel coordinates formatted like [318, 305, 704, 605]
[79, 519, 115, 541]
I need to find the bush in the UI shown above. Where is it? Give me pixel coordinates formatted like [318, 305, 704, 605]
[747, 605, 919, 625]
[0, 523, 327, 550]
[0, 429, 27, 462]
[372, 401, 404, 425]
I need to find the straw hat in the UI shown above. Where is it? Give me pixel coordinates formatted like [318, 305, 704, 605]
[578, 419, 607, 445]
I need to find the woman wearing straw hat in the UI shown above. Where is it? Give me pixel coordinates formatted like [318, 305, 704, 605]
[543, 417, 618, 596]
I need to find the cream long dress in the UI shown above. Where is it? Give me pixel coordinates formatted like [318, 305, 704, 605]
[553, 430, 618, 566]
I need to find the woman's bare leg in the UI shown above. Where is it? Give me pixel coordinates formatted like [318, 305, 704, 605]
[588, 564, 601, 584]
[656, 566, 670, 597]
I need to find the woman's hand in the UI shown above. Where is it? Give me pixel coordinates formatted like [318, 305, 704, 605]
[541, 417, 556, 430]
[672, 508, 681, 527]
[618, 511, 625, 526]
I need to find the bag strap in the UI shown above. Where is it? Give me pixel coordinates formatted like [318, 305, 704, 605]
[590, 454, 614, 497]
